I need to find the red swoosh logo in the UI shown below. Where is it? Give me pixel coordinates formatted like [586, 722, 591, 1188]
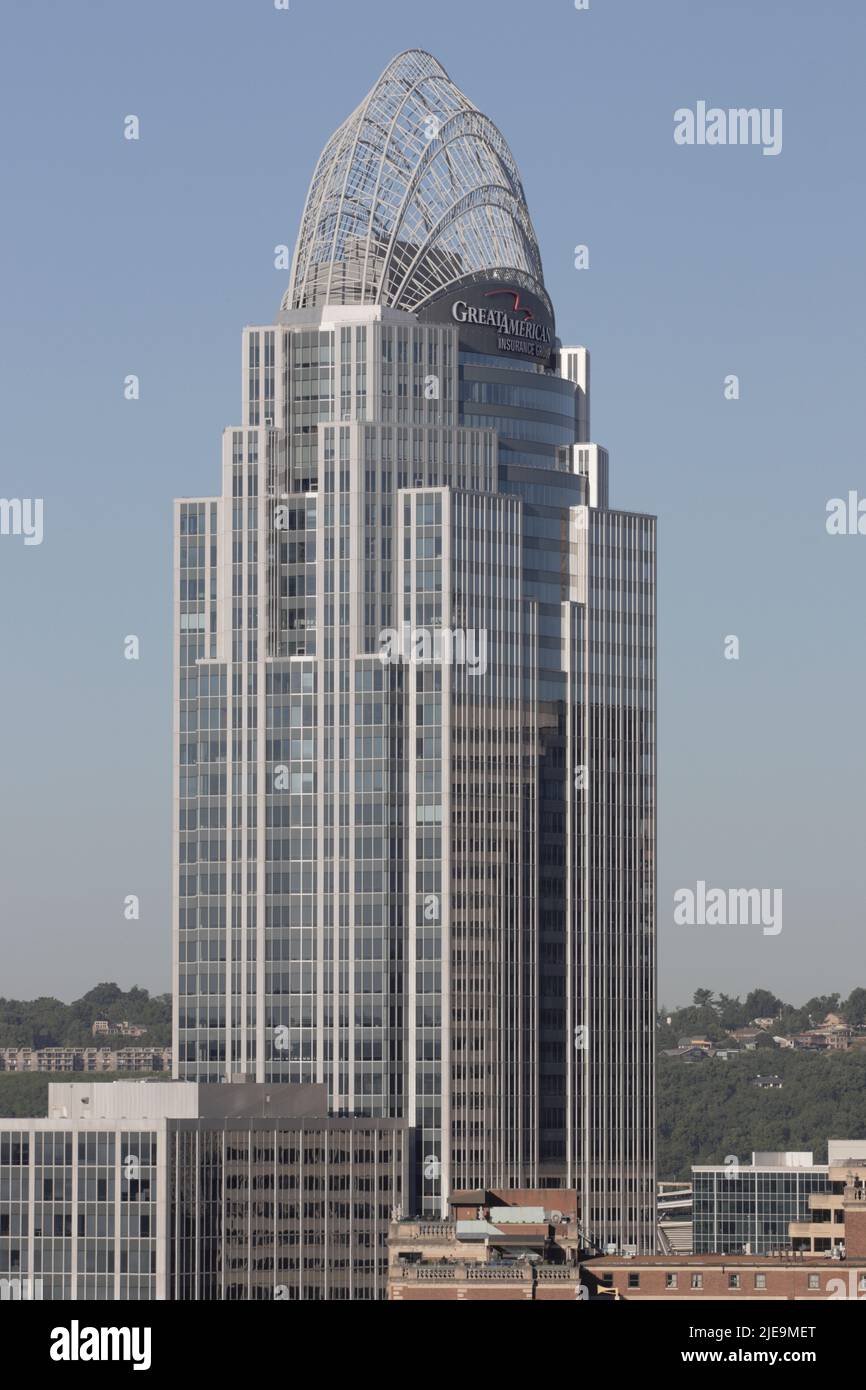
[484, 288, 534, 321]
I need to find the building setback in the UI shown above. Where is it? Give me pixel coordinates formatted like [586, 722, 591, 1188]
[173, 48, 656, 1249]
[0, 1081, 404, 1300]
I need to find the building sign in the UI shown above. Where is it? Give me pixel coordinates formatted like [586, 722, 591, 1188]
[419, 282, 555, 365]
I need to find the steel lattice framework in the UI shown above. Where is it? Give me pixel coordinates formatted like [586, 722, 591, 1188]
[284, 49, 550, 315]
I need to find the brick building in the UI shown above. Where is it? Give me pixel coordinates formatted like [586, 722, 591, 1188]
[582, 1178, 866, 1300]
[389, 1189, 583, 1300]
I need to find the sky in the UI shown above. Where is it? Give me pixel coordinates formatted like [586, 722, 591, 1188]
[0, 0, 864, 1009]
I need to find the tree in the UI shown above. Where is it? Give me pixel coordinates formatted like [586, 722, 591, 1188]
[802, 994, 841, 1024]
[716, 993, 745, 1029]
[693, 988, 715, 1010]
[0, 984, 170, 1049]
[743, 989, 783, 1021]
[842, 989, 866, 1027]
[80, 983, 125, 1009]
[656, 1049, 866, 1180]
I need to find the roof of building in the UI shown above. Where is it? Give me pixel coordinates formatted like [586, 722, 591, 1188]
[583, 1254, 854, 1268]
[284, 49, 549, 316]
[45, 1080, 330, 1121]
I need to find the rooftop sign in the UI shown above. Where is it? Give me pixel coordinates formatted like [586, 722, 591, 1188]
[419, 282, 555, 366]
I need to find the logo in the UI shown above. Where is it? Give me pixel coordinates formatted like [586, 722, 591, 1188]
[484, 288, 534, 321]
[450, 284, 553, 361]
[377, 623, 488, 676]
[451, 292, 551, 344]
[49, 1321, 152, 1371]
[673, 881, 782, 936]
[673, 102, 782, 157]
[420, 281, 555, 364]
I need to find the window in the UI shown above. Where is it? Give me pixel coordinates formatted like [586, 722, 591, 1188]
[729, 1273, 740, 1289]
[755, 1273, 767, 1290]
[691, 1273, 703, 1289]
[808, 1274, 820, 1290]
[627, 1273, 640, 1289]
[665, 1273, 678, 1289]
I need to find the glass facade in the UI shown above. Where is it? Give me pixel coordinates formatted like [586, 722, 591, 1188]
[693, 1166, 831, 1255]
[0, 1107, 402, 1301]
[173, 48, 657, 1250]
[171, 1119, 403, 1301]
[0, 1125, 157, 1300]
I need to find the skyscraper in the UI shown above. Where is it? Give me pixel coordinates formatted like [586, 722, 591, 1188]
[173, 49, 656, 1251]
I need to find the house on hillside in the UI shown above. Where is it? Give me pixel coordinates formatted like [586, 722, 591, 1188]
[727, 1028, 771, 1050]
[662, 1047, 710, 1064]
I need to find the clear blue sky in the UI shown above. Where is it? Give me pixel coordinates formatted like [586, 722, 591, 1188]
[1, 0, 864, 1009]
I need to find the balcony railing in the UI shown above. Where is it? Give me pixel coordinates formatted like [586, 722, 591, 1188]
[393, 1261, 571, 1283]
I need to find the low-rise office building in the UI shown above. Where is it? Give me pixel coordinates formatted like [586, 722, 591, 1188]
[0, 1079, 405, 1300]
[691, 1144, 866, 1254]
[583, 1171, 866, 1299]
